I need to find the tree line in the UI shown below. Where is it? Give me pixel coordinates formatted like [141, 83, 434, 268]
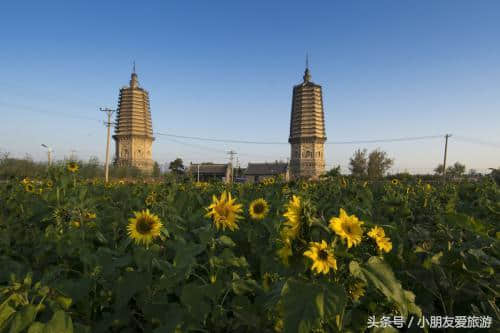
[1, 150, 498, 184]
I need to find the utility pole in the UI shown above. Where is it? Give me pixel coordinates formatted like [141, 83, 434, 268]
[442, 134, 452, 181]
[100, 107, 116, 183]
[197, 164, 200, 182]
[227, 150, 237, 183]
[41, 144, 52, 167]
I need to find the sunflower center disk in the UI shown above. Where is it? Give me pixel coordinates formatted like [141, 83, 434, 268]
[343, 222, 353, 235]
[136, 217, 154, 234]
[318, 249, 329, 261]
[253, 203, 264, 214]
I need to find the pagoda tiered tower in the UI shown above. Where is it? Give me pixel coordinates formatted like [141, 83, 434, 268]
[113, 69, 154, 172]
[288, 62, 327, 179]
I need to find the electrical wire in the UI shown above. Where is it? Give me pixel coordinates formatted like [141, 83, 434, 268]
[3, 100, 499, 151]
[453, 136, 500, 149]
[154, 132, 445, 145]
[0, 101, 102, 123]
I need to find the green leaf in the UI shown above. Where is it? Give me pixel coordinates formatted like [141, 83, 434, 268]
[27, 322, 45, 333]
[318, 281, 347, 323]
[230, 296, 261, 328]
[115, 271, 151, 309]
[55, 278, 92, 304]
[443, 213, 488, 235]
[349, 257, 421, 318]
[180, 283, 211, 321]
[73, 323, 91, 333]
[172, 240, 205, 269]
[219, 248, 249, 268]
[231, 273, 260, 295]
[217, 235, 236, 248]
[8, 305, 38, 333]
[152, 304, 184, 333]
[43, 310, 73, 333]
[282, 279, 321, 333]
[95, 231, 107, 244]
[0, 303, 16, 329]
[55, 296, 73, 310]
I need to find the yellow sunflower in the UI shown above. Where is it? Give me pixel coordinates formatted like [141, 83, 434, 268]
[277, 238, 293, 266]
[349, 282, 366, 301]
[21, 177, 30, 185]
[262, 177, 275, 185]
[391, 179, 399, 185]
[205, 191, 243, 231]
[249, 198, 269, 220]
[367, 226, 386, 240]
[303, 240, 337, 274]
[84, 212, 97, 220]
[24, 183, 35, 193]
[367, 226, 392, 253]
[282, 195, 302, 240]
[127, 209, 163, 246]
[329, 208, 364, 248]
[194, 181, 209, 190]
[375, 236, 393, 253]
[145, 194, 156, 206]
[67, 162, 79, 173]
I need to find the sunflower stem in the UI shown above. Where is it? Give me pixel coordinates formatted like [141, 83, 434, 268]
[310, 220, 330, 234]
[191, 272, 208, 285]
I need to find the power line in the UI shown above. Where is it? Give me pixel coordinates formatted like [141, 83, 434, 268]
[154, 131, 445, 145]
[3, 100, 499, 154]
[154, 131, 286, 144]
[327, 135, 444, 144]
[162, 136, 228, 155]
[454, 136, 500, 149]
[0, 101, 102, 123]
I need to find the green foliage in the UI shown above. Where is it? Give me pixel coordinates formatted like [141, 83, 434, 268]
[367, 149, 394, 179]
[168, 158, 185, 175]
[321, 165, 342, 179]
[349, 148, 394, 179]
[434, 161, 467, 179]
[0, 152, 163, 181]
[0, 171, 498, 332]
[349, 148, 368, 178]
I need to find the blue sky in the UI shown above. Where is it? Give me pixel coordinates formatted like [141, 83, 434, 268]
[1, 0, 499, 173]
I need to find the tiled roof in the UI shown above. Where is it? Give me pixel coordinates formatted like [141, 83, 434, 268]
[245, 163, 288, 176]
[188, 164, 228, 174]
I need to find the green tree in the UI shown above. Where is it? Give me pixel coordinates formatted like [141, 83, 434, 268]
[447, 162, 466, 178]
[152, 162, 161, 178]
[489, 167, 500, 185]
[322, 165, 342, 178]
[169, 158, 185, 175]
[349, 149, 367, 177]
[434, 164, 445, 175]
[367, 149, 394, 179]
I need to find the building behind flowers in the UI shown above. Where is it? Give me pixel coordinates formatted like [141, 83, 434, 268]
[288, 63, 327, 180]
[112, 61, 327, 180]
[113, 69, 155, 172]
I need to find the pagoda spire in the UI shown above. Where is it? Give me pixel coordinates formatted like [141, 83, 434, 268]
[130, 61, 139, 88]
[303, 53, 311, 83]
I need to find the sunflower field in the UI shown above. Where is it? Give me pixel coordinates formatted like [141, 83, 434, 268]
[0, 166, 498, 332]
